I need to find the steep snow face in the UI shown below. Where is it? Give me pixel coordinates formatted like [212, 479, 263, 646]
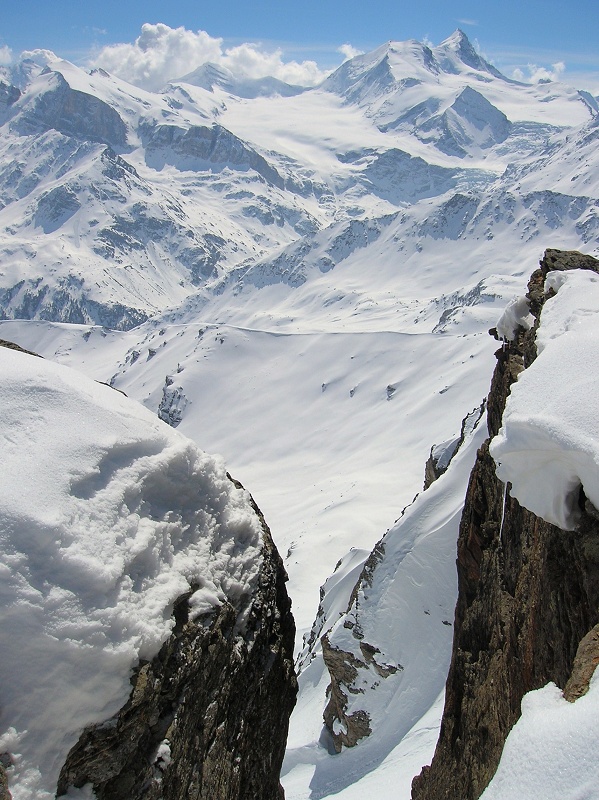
[491, 269, 599, 529]
[0, 347, 264, 799]
[283, 406, 487, 798]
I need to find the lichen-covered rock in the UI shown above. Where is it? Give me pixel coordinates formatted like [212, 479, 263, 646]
[412, 249, 599, 800]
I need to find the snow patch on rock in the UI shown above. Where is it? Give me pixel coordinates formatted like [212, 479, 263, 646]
[0, 347, 263, 799]
[491, 269, 599, 528]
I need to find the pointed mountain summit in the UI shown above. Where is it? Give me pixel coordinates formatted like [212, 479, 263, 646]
[433, 29, 507, 79]
[321, 30, 511, 110]
[321, 39, 439, 102]
[174, 61, 305, 99]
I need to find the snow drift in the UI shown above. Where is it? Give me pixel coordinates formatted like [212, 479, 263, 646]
[491, 268, 599, 529]
[0, 345, 265, 799]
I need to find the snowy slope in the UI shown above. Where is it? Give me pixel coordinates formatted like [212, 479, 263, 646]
[0, 346, 265, 799]
[0, 27, 598, 800]
[283, 405, 487, 799]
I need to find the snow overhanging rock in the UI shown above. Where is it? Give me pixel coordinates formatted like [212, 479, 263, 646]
[0, 344, 296, 800]
[491, 259, 599, 529]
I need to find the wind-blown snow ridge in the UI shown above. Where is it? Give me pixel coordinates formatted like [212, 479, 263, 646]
[0, 346, 263, 799]
[491, 269, 599, 529]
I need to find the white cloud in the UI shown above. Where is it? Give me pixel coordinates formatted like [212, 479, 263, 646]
[90, 23, 329, 91]
[19, 49, 59, 67]
[457, 18, 479, 26]
[221, 42, 325, 86]
[338, 44, 364, 62]
[0, 45, 12, 65]
[512, 61, 566, 83]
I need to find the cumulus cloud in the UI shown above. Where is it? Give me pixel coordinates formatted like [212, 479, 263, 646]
[0, 45, 12, 65]
[512, 61, 566, 83]
[20, 49, 59, 67]
[91, 23, 328, 91]
[338, 44, 364, 62]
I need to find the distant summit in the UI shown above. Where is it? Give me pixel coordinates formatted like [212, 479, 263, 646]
[322, 30, 509, 102]
[434, 29, 506, 78]
[173, 61, 305, 99]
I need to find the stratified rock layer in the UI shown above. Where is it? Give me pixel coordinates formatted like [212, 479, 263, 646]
[56, 480, 296, 800]
[412, 249, 599, 800]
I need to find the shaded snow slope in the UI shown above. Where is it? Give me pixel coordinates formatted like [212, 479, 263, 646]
[0, 346, 264, 799]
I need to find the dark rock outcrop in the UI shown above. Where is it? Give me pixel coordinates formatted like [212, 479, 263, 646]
[0, 763, 9, 800]
[143, 122, 285, 188]
[412, 249, 599, 800]
[55, 479, 296, 800]
[321, 634, 373, 752]
[14, 71, 128, 148]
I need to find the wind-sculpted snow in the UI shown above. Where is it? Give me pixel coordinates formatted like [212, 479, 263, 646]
[491, 268, 599, 529]
[0, 346, 264, 799]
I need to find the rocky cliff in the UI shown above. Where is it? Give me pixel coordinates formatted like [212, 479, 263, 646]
[412, 249, 599, 800]
[0, 343, 297, 800]
[55, 481, 297, 800]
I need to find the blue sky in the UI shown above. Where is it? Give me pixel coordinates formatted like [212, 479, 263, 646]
[2, 0, 599, 91]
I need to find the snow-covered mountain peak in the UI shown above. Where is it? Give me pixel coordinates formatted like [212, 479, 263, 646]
[433, 29, 506, 80]
[175, 60, 306, 99]
[322, 30, 508, 109]
[0, 49, 59, 91]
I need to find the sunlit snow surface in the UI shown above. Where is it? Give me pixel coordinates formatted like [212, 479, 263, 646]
[0, 347, 263, 799]
[1, 31, 599, 800]
[283, 411, 487, 799]
[480, 673, 599, 800]
[492, 269, 599, 529]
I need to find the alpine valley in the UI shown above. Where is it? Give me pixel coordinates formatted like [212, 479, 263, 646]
[0, 29, 598, 800]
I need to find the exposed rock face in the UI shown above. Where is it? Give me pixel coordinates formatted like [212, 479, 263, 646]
[412, 249, 599, 800]
[424, 403, 485, 489]
[143, 123, 285, 188]
[14, 71, 128, 148]
[321, 634, 374, 752]
[54, 478, 296, 800]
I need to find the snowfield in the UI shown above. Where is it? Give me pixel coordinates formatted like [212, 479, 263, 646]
[480, 674, 599, 800]
[0, 25, 598, 800]
[0, 346, 264, 799]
